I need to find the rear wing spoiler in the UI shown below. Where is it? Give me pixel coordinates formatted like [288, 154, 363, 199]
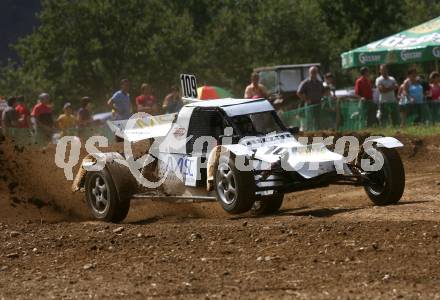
[107, 113, 176, 142]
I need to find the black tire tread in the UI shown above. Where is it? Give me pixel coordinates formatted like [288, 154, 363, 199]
[215, 156, 255, 214]
[85, 163, 136, 222]
[364, 148, 405, 205]
[252, 193, 284, 215]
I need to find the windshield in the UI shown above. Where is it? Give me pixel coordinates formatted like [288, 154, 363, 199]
[231, 111, 284, 136]
[279, 69, 302, 92]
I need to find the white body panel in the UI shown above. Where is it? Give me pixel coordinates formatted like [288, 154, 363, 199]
[107, 113, 176, 142]
[238, 136, 346, 179]
[159, 106, 195, 155]
[369, 137, 403, 148]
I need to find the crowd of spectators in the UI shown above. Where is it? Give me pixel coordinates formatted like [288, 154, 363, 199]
[244, 65, 440, 131]
[0, 93, 94, 148]
[107, 79, 183, 118]
[2, 67, 440, 147]
[354, 65, 440, 128]
[0, 79, 184, 147]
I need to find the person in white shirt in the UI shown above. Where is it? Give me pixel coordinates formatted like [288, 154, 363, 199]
[375, 64, 399, 127]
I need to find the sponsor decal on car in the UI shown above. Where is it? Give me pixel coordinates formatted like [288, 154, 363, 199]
[173, 127, 186, 137]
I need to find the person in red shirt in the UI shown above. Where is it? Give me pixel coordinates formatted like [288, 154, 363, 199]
[355, 67, 377, 127]
[15, 96, 31, 129]
[136, 83, 159, 115]
[31, 93, 54, 147]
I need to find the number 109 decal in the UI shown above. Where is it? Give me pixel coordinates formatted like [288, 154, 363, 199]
[180, 74, 198, 98]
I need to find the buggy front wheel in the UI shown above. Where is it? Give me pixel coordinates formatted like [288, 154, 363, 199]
[215, 155, 255, 214]
[363, 147, 405, 206]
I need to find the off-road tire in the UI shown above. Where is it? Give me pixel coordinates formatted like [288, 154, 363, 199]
[363, 147, 405, 205]
[251, 193, 284, 215]
[215, 155, 255, 214]
[85, 164, 135, 222]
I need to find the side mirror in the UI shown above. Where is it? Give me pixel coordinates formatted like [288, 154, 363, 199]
[287, 126, 299, 135]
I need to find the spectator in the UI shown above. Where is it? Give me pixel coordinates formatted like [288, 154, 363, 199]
[31, 93, 54, 147]
[375, 64, 399, 127]
[0, 96, 7, 124]
[320, 86, 337, 130]
[323, 72, 336, 96]
[77, 97, 93, 141]
[136, 83, 160, 115]
[297, 66, 324, 131]
[244, 72, 268, 99]
[162, 86, 183, 114]
[355, 67, 376, 127]
[57, 102, 76, 137]
[1, 97, 19, 138]
[397, 82, 406, 126]
[418, 75, 430, 99]
[429, 71, 440, 123]
[15, 95, 31, 129]
[107, 79, 132, 120]
[401, 68, 424, 126]
[77, 97, 92, 127]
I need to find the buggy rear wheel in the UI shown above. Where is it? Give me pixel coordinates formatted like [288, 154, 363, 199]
[85, 168, 131, 222]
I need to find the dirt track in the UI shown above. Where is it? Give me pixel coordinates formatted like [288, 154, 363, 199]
[1, 135, 440, 299]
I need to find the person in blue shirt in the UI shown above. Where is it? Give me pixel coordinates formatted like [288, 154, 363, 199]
[162, 85, 183, 114]
[402, 68, 425, 126]
[107, 79, 133, 120]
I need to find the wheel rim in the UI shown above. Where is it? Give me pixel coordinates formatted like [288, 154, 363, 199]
[362, 151, 389, 196]
[216, 162, 237, 205]
[366, 166, 387, 195]
[88, 174, 110, 215]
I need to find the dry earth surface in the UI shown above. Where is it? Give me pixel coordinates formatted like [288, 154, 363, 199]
[0, 134, 440, 299]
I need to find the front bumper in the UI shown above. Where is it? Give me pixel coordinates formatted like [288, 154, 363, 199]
[254, 165, 365, 194]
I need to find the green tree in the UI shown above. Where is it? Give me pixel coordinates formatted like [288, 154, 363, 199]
[8, 0, 197, 108]
[401, 0, 440, 28]
[2, 0, 439, 106]
[197, 0, 335, 93]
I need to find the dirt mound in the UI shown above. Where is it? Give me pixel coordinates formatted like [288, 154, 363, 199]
[0, 133, 439, 224]
[0, 140, 88, 222]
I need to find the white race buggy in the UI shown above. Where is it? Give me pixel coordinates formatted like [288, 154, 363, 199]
[72, 78, 405, 222]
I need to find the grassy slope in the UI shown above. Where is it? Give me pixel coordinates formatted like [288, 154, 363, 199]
[358, 125, 440, 137]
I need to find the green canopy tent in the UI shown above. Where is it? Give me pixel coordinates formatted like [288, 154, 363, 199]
[341, 16, 440, 69]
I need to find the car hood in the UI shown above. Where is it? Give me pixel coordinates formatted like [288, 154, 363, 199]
[227, 134, 347, 178]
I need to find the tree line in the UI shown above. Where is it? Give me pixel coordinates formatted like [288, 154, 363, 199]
[1, 0, 439, 109]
